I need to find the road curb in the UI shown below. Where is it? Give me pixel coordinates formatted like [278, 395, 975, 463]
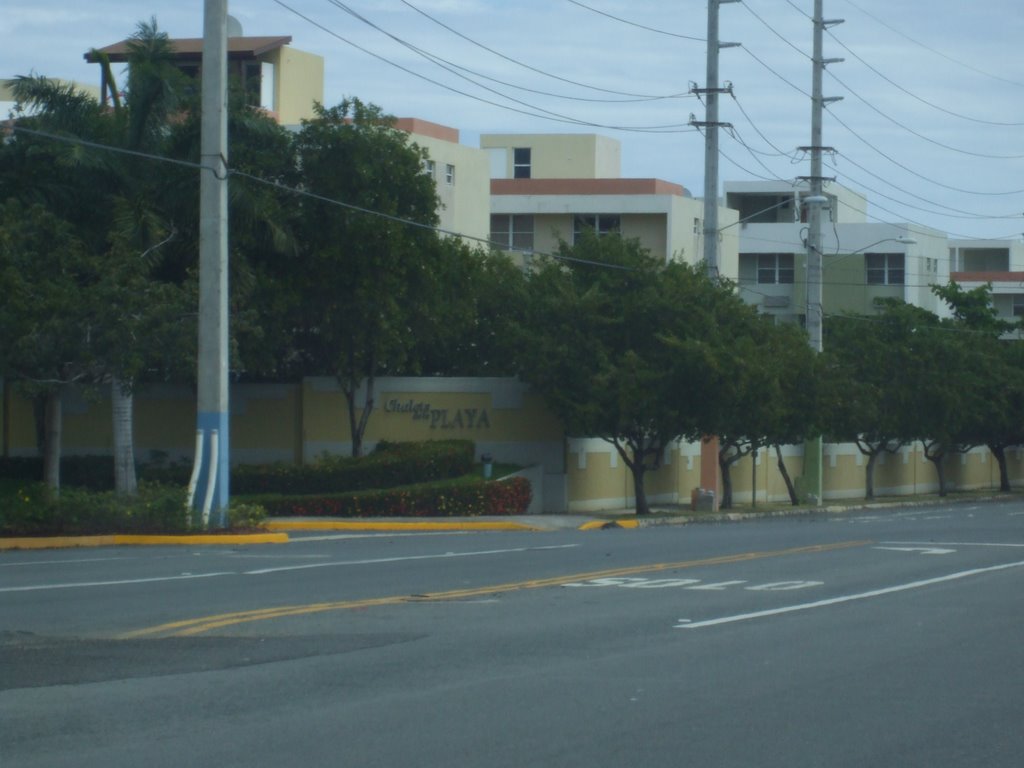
[0, 532, 289, 550]
[265, 520, 543, 533]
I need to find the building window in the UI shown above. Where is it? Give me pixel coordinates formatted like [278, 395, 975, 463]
[865, 253, 904, 285]
[445, 164, 455, 185]
[490, 214, 534, 252]
[1013, 296, 1024, 318]
[513, 147, 531, 179]
[573, 214, 620, 243]
[757, 253, 795, 284]
[422, 159, 436, 179]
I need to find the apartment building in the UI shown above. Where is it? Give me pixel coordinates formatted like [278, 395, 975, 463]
[394, 118, 490, 244]
[725, 180, 949, 322]
[950, 238, 1024, 332]
[85, 33, 324, 126]
[483, 133, 739, 275]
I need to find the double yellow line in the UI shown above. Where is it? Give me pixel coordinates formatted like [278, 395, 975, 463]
[122, 540, 870, 639]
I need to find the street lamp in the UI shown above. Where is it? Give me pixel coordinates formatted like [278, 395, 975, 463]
[802, 230, 917, 504]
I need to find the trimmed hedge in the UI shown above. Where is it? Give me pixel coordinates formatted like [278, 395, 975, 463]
[232, 440, 475, 495]
[251, 476, 532, 518]
[0, 455, 119, 491]
[0, 440, 476, 496]
[0, 482, 191, 536]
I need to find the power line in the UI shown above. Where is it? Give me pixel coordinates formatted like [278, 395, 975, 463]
[564, 0, 705, 41]
[828, 109, 1024, 195]
[824, 28, 1024, 127]
[272, 0, 696, 134]
[827, 68, 1024, 161]
[394, 0, 691, 101]
[824, 158, 1024, 221]
[838, 0, 1024, 89]
[8, 124, 636, 271]
[324, 0, 691, 126]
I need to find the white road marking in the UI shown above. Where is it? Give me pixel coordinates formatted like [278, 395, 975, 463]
[674, 559, 1024, 630]
[686, 580, 748, 591]
[0, 572, 233, 593]
[745, 581, 824, 591]
[290, 531, 477, 542]
[882, 541, 1024, 548]
[0, 556, 138, 568]
[244, 544, 580, 575]
[874, 546, 956, 555]
[621, 578, 702, 589]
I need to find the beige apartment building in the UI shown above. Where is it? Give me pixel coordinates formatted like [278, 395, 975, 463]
[950, 238, 1024, 335]
[86, 34, 324, 126]
[394, 118, 491, 245]
[725, 180, 949, 323]
[482, 133, 739, 275]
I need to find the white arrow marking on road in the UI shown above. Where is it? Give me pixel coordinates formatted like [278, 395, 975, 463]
[874, 546, 956, 555]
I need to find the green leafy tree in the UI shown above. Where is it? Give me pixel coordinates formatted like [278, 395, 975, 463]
[822, 301, 934, 499]
[517, 232, 749, 515]
[713, 318, 820, 508]
[7, 20, 192, 494]
[932, 282, 1024, 491]
[286, 99, 445, 456]
[0, 202, 99, 495]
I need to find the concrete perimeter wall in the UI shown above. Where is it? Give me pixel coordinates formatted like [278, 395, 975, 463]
[3, 377, 1022, 512]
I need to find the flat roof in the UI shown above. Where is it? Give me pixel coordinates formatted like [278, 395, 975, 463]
[85, 36, 293, 63]
[491, 178, 689, 197]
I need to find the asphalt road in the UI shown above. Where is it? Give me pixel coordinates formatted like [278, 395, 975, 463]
[2, 499, 1023, 767]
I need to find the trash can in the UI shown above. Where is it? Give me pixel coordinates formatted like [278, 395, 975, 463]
[691, 487, 715, 512]
[481, 452, 493, 480]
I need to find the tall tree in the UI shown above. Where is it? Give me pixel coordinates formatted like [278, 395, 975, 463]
[0, 201, 99, 495]
[932, 282, 1024, 491]
[287, 99, 444, 456]
[713, 319, 820, 508]
[822, 302, 933, 499]
[8, 20, 191, 494]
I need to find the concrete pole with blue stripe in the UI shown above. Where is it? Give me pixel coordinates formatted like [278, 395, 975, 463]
[192, 0, 230, 526]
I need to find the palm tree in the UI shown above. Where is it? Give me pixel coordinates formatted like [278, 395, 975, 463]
[10, 20, 189, 495]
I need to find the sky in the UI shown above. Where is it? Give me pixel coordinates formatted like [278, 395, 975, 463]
[4, 0, 1024, 241]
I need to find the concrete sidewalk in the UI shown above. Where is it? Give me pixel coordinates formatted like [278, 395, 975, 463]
[0, 514, 636, 550]
[4, 494, 1013, 550]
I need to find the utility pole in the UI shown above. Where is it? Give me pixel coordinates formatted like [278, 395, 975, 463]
[190, 0, 230, 527]
[691, 0, 739, 511]
[798, 0, 843, 504]
[692, 0, 740, 280]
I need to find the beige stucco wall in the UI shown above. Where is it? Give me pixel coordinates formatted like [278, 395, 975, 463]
[271, 46, 323, 125]
[407, 133, 491, 244]
[5, 379, 1023, 512]
[480, 134, 622, 179]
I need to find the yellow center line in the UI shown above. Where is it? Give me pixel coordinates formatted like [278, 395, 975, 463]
[120, 539, 871, 638]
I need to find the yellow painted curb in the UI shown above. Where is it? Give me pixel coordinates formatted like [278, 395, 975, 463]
[0, 535, 117, 550]
[578, 519, 639, 530]
[266, 520, 540, 532]
[112, 533, 289, 546]
[0, 533, 289, 550]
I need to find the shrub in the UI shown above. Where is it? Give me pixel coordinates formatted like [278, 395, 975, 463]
[232, 440, 475, 495]
[0, 483, 189, 536]
[254, 476, 532, 519]
[227, 501, 268, 530]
